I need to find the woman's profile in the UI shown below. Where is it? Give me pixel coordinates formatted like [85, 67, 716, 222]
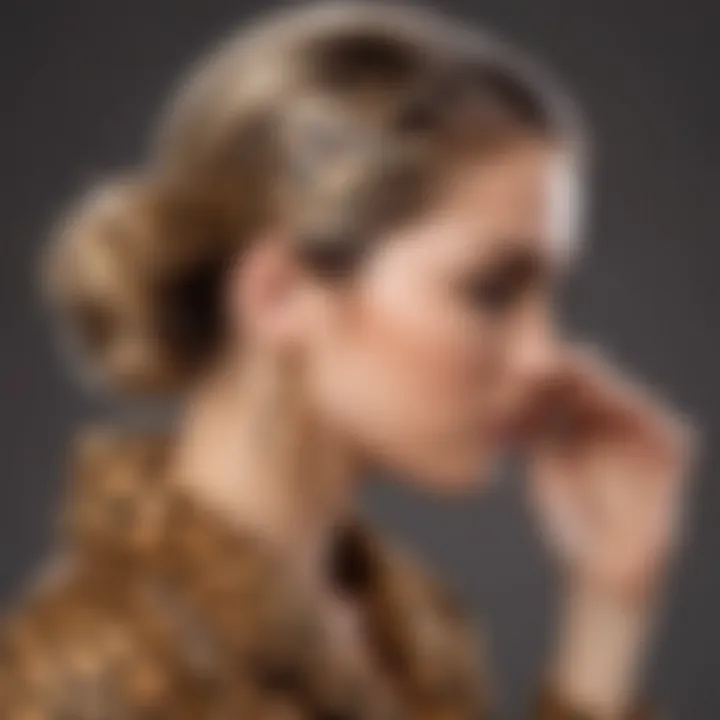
[0, 3, 693, 718]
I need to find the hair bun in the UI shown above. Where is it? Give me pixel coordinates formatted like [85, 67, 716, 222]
[44, 173, 232, 396]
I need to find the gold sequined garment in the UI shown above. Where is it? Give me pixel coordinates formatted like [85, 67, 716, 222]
[0, 431, 650, 719]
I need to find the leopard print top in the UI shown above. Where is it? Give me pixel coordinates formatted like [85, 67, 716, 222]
[0, 430, 650, 719]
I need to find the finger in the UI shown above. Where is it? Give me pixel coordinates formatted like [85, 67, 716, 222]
[523, 344, 630, 444]
[554, 344, 697, 458]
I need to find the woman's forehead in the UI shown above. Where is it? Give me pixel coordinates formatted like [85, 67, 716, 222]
[454, 142, 581, 264]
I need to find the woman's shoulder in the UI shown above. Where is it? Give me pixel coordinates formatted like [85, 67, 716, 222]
[0, 429, 177, 718]
[0, 557, 172, 718]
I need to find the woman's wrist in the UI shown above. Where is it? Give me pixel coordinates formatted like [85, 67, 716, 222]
[548, 577, 657, 719]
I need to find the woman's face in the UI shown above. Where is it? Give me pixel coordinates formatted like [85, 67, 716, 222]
[299, 139, 578, 489]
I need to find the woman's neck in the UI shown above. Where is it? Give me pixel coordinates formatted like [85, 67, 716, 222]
[170, 352, 360, 589]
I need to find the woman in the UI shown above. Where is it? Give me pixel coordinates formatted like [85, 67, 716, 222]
[0, 3, 693, 718]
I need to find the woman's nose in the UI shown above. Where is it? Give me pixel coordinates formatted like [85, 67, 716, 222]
[514, 316, 561, 386]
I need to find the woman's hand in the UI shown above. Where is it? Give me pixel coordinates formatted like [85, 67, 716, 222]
[526, 346, 696, 717]
[528, 345, 695, 604]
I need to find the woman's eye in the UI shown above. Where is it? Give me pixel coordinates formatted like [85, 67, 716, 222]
[461, 248, 545, 315]
[466, 275, 524, 313]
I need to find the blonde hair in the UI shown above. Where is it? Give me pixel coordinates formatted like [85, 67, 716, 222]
[45, 1, 580, 396]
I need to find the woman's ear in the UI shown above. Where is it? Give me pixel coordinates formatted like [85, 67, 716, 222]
[226, 232, 307, 351]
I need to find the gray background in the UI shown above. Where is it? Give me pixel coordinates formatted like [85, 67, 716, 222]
[1, 0, 717, 717]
